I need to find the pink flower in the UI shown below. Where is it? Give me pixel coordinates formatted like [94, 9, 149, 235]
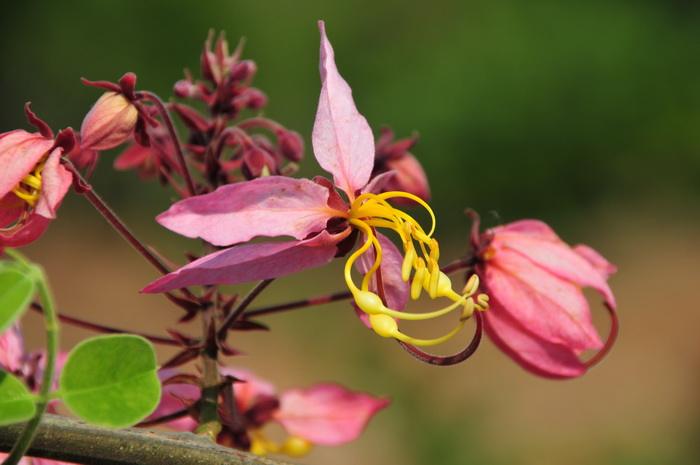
[275, 384, 389, 446]
[144, 22, 479, 349]
[373, 127, 430, 202]
[149, 366, 387, 457]
[0, 128, 72, 247]
[475, 219, 618, 378]
[0, 325, 24, 373]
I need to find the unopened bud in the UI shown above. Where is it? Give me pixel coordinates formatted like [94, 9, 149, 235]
[80, 92, 138, 151]
[276, 129, 304, 162]
[230, 59, 257, 81]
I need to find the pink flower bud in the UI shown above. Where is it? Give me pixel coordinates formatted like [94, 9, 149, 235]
[174, 79, 199, 99]
[80, 92, 138, 151]
[276, 129, 304, 162]
[477, 219, 617, 378]
[230, 60, 257, 81]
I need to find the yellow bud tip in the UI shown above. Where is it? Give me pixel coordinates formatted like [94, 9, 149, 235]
[281, 436, 313, 457]
[354, 290, 385, 315]
[250, 439, 268, 456]
[370, 314, 398, 338]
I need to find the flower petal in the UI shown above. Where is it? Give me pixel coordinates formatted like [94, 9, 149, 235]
[312, 21, 375, 197]
[147, 368, 199, 431]
[219, 367, 276, 412]
[485, 249, 603, 351]
[157, 176, 337, 247]
[492, 220, 616, 309]
[484, 300, 587, 379]
[0, 325, 24, 373]
[142, 230, 346, 293]
[276, 383, 389, 445]
[0, 130, 53, 198]
[384, 153, 431, 201]
[573, 244, 618, 279]
[34, 149, 72, 220]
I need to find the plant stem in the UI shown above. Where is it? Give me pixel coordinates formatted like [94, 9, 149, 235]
[63, 161, 199, 304]
[2, 266, 58, 465]
[138, 91, 197, 196]
[217, 279, 273, 340]
[195, 308, 221, 440]
[29, 303, 180, 347]
[243, 290, 353, 319]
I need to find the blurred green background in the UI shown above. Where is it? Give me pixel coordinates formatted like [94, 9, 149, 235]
[3, 1, 700, 464]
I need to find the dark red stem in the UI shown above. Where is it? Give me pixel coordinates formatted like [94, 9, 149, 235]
[243, 290, 353, 319]
[217, 279, 274, 340]
[137, 91, 197, 196]
[584, 302, 619, 368]
[29, 303, 180, 347]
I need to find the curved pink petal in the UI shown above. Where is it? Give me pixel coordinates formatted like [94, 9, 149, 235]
[34, 149, 72, 220]
[148, 369, 199, 431]
[574, 244, 618, 279]
[312, 21, 375, 197]
[0, 130, 53, 198]
[354, 233, 409, 327]
[486, 249, 603, 351]
[157, 176, 338, 247]
[492, 221, 616, 309]
[484, 300, 587, 379]
[276, 383, 389, 446]
[0, 325, 25, 373]
[362, 171, 396, 196]
[142, 230, 347, 293]
[384, 153, 431, 201]
[219, 367, 276, 412]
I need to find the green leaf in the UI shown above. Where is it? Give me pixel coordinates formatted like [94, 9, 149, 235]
[59, 335, 161, 428]
[0, 370, 36, 426]
[0, 262, 37, 332]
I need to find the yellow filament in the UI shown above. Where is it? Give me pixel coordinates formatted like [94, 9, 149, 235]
[343, 190, 489, 348]
[11, 165, 45, 208]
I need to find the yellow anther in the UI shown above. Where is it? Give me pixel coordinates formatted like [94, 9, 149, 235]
[463, 274, 480, 296]
[461, 297, 475, 319]
[354, 290, 385, 315]
[11, 163, 45, 208]
[427, 261, 440, 298]
[21, 173, 42, 190]
[370, 314, 398, 338]
[428, 238, 439, 262]
[411, 259, 427, 300]
[11, 187, 40, 207]
[434, 271, 458, 299]
[280, 436, 313, 457]
[476, 293, 489, 311]
[401, 245, 416, 282]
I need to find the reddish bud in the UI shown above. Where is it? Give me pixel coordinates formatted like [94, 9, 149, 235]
[80, 92, 138, 151]
[276, 129, 304, 162]
[174, 79, 199, 99]
[230, 60, 257, 81]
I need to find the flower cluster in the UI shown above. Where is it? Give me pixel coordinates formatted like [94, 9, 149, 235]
[151, 367, 388, 458]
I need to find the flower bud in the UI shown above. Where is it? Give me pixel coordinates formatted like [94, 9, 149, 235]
[174, 79, 200, 99]
[80, 92, 138, 151]
[276, 129, 304, 162]
[230, 60, 257, 81]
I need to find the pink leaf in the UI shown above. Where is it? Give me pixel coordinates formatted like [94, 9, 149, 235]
[312, 21, 375, 197]
[157, 176, 339, 247]
[276, 383, 389, 445]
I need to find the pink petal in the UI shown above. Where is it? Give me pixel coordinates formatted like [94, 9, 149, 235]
[355, 232, 409, 327]
[0, 130, 53, 198]
[485, 249, 603, 351]
[114, 143, 151, 170]
[0, 211, 51, 248]
[34, 149, 72, 220]
[276, 383, 389, 445]
[362, 171, 396, 195]
[147, 369, 199, 431]
[484, 300, 587, 379]
[384, 153, 431, 201]
[142, 230, 346, 293]
[0, 325, 25, 373]
[312, 21, 375, 197]
[492, 220, 616, 309]
[574, 244, 618, 279]
[157, 176, 339, 247]
[219, 367, 276, 412]
[80, 92, 138, 151]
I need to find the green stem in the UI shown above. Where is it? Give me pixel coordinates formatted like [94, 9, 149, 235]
[2, 264, 58, 465]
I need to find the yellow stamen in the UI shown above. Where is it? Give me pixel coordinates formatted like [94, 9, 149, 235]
[11, 163, 45, 208]
[343, 190, 490, 347]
